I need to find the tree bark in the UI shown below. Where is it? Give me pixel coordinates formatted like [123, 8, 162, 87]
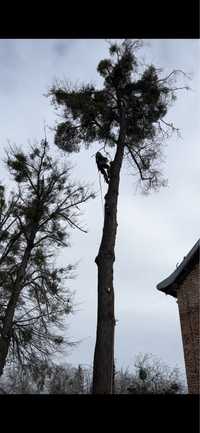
[92, 119, 126, 394]
[0, 229, 37, 376]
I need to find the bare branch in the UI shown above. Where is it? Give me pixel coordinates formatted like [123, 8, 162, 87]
[158, 69, 191, 83]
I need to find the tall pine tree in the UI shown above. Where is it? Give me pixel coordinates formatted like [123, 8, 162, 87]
[48, 40, 189, 393]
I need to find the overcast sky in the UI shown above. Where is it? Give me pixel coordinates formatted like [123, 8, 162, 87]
[0, 39, 199, 378]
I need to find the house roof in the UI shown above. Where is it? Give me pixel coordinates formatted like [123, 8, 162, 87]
[157, 239, 200, 298]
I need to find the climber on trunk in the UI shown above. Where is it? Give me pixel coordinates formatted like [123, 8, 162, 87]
[95, 152, 111, 184]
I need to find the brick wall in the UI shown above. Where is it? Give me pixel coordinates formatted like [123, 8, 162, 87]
[177, 262, 200, 394]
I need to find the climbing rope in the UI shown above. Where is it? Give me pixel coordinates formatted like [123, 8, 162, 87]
[98, 171, 104, 217]
[43, 119, 47, 142]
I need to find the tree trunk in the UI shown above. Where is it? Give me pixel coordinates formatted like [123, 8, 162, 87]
[112, 361, 116, 394]
[0, 229, 36, 376]
[0, 290, 20, 376]
[92, 120, 125, 394]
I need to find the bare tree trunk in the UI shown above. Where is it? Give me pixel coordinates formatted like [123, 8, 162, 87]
[112, 361, 116, 394]
[0, 230, 36, 376]
[92, 120, 125, 394]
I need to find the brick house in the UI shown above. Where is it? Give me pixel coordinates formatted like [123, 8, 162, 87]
[157, 239, 200, 394]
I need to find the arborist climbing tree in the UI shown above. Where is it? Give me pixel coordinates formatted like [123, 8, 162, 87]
[95, 151, 111, 184]
[47, 39, 189, 394]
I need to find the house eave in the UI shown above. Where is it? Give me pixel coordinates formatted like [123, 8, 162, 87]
[157, 239, 200, 298]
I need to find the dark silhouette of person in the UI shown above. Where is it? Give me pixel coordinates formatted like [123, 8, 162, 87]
[95, 152, 111, 184]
